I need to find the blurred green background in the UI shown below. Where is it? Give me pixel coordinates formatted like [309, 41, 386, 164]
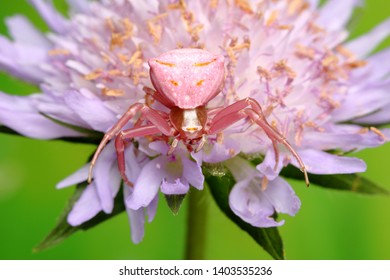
[0, 0, 390, 260]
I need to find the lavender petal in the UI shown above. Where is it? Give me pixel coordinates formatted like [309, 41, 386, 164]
[263, 177, 301, 216]
[351, 48, 390, 83]
[67, 182, 101, 226]
[256, 148, 284, 181]
[66, 0, 91, 13]
[306, 0, 320, 8]
[303, 127, 388, 151]
[355, 105, 390, 124]
[0, 92, 81, 138]
[5, 15, 51, 48]
[332, 83, 390, 122]
[94, 142, 121, 213]
[146, 195, 159, 223]
[0, 16, 51, 83]
[56, 164, 89, 189]
[123, 146, 143, 183]
[28, 0, 69, 33]
[192, 138, 239, 164]
[318, 0, 362, 31]
[125, 157, 165, 210]
[293, 149, 367, 174]
[160, 178, 189, 195]
[63, 90, 117, 132]
[125, 207, 145, 244]
[346, 18, 390, 58]
[182, 157, 204, 190]
[229, 179, 283, 228]
[123, 186, 145, 244]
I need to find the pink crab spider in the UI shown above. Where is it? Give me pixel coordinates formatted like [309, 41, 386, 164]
[87, 48, 309, 187]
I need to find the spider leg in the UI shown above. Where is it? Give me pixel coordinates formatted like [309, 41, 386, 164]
[244, 108, 309, 186]
[206, 106, 224, 117]
[88, 103, 174, 183]
[271, 139, 280, 172]
[115, 125, 161, 187]
[88, 103, 143, 183]
[195, 135, 207, 152]
[168, 138, 179, 155]
[208, 98, 251, 128]
[208, 98, 309, 187]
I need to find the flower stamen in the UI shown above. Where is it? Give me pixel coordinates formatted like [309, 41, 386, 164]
[210, 0, 219, 9]
[266, 10, 278, 26]
[48, 49, 70, 56]
[102, 87, 125, 97]
[168, 0, 203, 44]
[295, 44, 316, 60]
[370, 127, 387, 141]
[273, 60, 296, 80]
[234, 0, 254, 14]
[287, 0, 309, 16]
[261, 176, 269, 191]
[335, 45, 355, 59]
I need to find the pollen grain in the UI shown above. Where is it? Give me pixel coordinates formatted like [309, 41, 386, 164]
[48, 49, 70, 56]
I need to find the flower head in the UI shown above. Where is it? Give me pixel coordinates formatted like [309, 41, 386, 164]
[1, 0, 389, 243]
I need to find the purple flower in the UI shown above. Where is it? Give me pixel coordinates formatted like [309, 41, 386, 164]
[226, 156, 301, 227]
[126, 141, 204, 210]
[1, 0, 390, 243]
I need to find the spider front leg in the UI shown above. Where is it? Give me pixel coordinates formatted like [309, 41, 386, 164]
[88, 103, 143, 183]
[244, 108, 309, 186]
[208, 98, 309, 187]
[115, 125, 161, 186]
[88, 103, 174, 183]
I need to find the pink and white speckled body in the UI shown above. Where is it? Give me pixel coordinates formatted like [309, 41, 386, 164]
[88, 49, 309, 187]
[149, 48, 225, 109]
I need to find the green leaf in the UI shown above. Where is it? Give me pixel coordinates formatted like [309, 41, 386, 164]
[165, 194, 186, 215]
[34, 182, 125, 252]
[204, 165, 285, 260]
[280, 165, 390, 195]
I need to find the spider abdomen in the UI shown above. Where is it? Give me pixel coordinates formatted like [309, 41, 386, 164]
[148, 48, 225, 109]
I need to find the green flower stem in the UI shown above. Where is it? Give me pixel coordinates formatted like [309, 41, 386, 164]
[185, 187, 209, 260]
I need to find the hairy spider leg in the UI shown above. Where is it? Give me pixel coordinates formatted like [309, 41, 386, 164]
[244, 108, 309, 187]
[206, 107, 225, 116]
[209, 99, 281, 168]
[88, 103, 174, 183]
[115, 125, 161, 186]
[194, 135, 207, 152]
[168, 138, 179, 155]
[208, 98, 309, 187]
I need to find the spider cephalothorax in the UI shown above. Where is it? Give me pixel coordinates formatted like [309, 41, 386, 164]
[88, 48, 309, 187]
